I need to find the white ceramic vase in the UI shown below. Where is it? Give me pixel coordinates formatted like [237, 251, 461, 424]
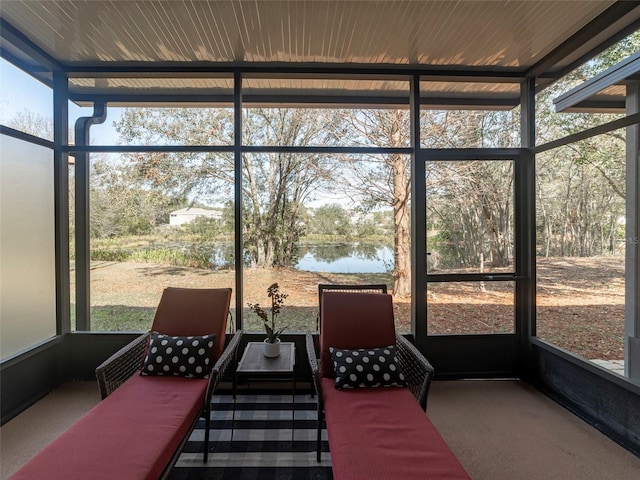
[263, 338, 281, 357]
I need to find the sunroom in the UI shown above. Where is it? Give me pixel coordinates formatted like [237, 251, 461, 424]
[1, 1, 640, 479]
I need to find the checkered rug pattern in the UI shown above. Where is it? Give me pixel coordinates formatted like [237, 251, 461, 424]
[169, 392, 333, 480]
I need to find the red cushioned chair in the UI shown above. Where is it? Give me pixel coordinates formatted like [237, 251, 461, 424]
[95, 287, 242, 466]
[11, 288, 242, 480]
[306, 290, 469, 480]
[307, 290, 435, 460]
[315, 283, 387, 331]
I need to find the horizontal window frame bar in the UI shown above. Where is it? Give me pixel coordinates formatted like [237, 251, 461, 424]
[64, 145, 412, 155]
[63, 63, 527, 80]
[68, 93, 519, 110]
[66, 145, 524, 157]
[535, 112, 640, 154]
[0, 125, 54, 149]
[427, 273, 521, 283]
[422, 148, 526, 160]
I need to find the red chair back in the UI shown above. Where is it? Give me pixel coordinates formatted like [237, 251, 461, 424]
[151, 287, 232, 362]
[319, 291, 396, 378]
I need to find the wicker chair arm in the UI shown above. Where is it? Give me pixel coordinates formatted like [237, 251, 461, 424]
[206, 330, 243, 402]
[306, 333, 323, 412]
[307, 332, 326, 462]
[396, 334, 435, 411]
[95, 332, 150, 400]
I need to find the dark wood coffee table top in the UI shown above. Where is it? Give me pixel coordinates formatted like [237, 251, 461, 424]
[236, 341, 295, 374]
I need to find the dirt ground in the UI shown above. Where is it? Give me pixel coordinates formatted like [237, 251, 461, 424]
[87, 255, 625, 361]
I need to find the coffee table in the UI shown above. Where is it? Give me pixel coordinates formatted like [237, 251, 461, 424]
[232, 341, 296, 442]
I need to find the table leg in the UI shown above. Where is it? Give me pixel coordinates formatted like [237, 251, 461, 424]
[231, 373, 237, 444]
[292, 372, 296, 443]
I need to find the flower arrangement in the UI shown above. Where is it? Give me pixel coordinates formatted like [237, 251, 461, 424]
[248, 282, 288, 344]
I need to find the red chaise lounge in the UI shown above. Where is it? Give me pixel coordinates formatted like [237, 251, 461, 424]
[10, 287, 242, 480]
[306, 290, 470, 480]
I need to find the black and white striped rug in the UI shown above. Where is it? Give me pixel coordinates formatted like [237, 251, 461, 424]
[169, 392, 333, 480]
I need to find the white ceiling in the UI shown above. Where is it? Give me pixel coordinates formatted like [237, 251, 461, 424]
[1, 1, 639, 107]
[0, 0, 622, 68]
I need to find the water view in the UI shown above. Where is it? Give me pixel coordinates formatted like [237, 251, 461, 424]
[91, 239, 394, 273]
[296, 244, 393, 273]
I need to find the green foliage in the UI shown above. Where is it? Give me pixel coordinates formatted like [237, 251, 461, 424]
[308, 204, 351, 236]
[304, 205, 391, 240]
[583, 31, 640, 78]
[185, 215, 223, 239]
[91, 248, 131, 262]
[90, 235, 224, 269]
[128, 248, 209, 268]
[115, 107, 234, 146]
[89, 158, 181, 239]
[353, 215, 379, 238]
[536, 146, 625, 257]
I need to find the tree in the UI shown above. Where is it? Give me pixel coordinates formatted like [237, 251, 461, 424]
[536, 145, 624, 257]
[330, 109, 412, 297]
[114, 107, 336, 267]
[427, 160, 514, 268]
[327, 106, 519, 294]
[185, 215, 224, 240]
[89, 158, 180, 238]
[533, 32, 639, 258]
[421, 108, 519, 270]
[308, 204, 351, 237]
[6, 109, 53, 140]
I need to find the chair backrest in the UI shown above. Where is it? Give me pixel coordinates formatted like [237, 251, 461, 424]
[316, 283, 388, 331]
[319, 291, 396, 378]
[151, 287, 232, 362]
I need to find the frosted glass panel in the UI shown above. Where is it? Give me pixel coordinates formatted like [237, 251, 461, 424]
[1, 134, 56, 358]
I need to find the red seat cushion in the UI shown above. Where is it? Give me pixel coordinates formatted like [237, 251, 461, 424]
[322, 377, 470, 480]
[10, 374, 207, 480]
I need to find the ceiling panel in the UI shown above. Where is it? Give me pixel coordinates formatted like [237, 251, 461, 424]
[2, 0, 639, 109]
[0, 0, 619, 68]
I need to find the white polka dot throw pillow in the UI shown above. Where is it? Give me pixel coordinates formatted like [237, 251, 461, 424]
[329, 345, 406, 389]
[140, 331, 216, 378]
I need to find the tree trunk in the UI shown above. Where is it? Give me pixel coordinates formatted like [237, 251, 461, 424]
[255, 235, 266, 267]
[561, 173, 573, 256]
[391, 153, 411, 298]
[265, 237, 275, 267]
[479, 252, 486, 292]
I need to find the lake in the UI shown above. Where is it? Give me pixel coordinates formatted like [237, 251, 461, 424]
[115, 240, 395, 273]
[295, 244, 393, 273]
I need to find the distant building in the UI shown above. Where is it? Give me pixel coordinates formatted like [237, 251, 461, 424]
[169, 207, 222, 226]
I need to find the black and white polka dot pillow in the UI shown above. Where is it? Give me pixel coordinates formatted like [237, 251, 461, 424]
[140, 332, 216, 378]
[329, 345, 406, 389]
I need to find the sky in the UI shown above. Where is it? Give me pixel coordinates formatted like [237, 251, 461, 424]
[0, 58, 121, 144]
